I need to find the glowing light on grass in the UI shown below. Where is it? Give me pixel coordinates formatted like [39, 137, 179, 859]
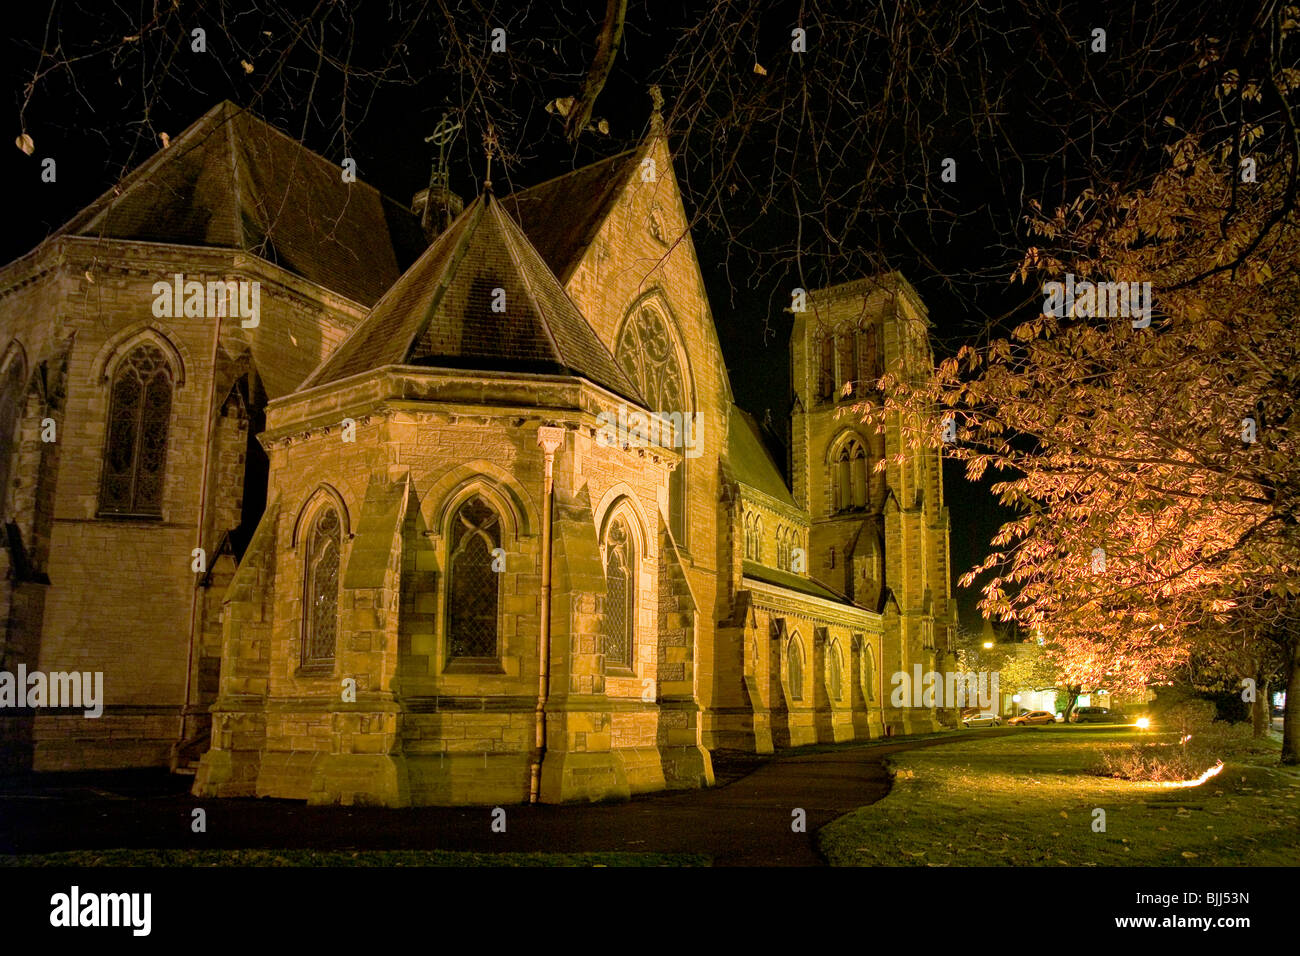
[1135, 717, 1150, 729]
[1161, 759, 1224, 789]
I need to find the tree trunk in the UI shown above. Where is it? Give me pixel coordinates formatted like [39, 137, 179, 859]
[1282, 637, 1299, 765]
[1252, 676, 1271, 738]
[1062, 687, 1081, 723]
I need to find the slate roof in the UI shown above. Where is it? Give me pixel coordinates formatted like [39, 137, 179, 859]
[728, 405, 797, 507]
[741, 561, 859, 606]
[301, 191, 644, 404]
[55, 101, 423, 306]
[500, 148, 644, 283]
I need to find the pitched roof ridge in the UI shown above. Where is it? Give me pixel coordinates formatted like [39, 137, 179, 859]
[504, 145, 642, 201]
[488, 194, 565, 369]
[54, 100, 237, 242]
[59, 100, 412, 248]
[402, 197, 486, 361]
[298, 197, 482, 390]
[490, 196, 644, 404]
[231, 102, 396, 203]
[224, 103, 248, 252]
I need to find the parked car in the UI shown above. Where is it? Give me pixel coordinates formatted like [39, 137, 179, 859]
[962, 712, 1001, 728]
[1008, 710, 1058, 725]
[1069, 706, 1125, 724]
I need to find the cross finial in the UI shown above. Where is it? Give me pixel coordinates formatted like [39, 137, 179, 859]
[424, 113, 461, 190]
[482, 124, 499, 192]
[649, 85, 664, 135]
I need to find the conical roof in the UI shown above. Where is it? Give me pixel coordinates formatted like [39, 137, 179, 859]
[55, 101, 423, 305]
[301, 192, 644, 405]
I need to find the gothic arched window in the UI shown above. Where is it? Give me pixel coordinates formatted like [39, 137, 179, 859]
[746, 513, 763, 562]
[602, 515, 635, 671]
[857, 325, 880, 385]
[447, 496, 502, 660]
[861, 639, 876, 701]
[616, 304, 689, 545]
[833, 436, 869, 513]
[99, 343, 173, 516]
[302, 504, 341, 667]
[0, 351, 26, 513]
[776, 526, 788, 570]
[818, 335, 834, 401]
[837, 334, 857, 396]
[829, 641, 844, 701]
[788, 636, 805, 702]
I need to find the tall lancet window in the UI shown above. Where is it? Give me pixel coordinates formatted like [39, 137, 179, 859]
[99, 343, 173, 516]
[602, 516, 635, 671]
[837, 334, 857, 396]
[829, 641, 844, 701]
[0, 352, 25, 514]
[818, 335, 835, 401]
[616, 304, 689, 546]
[447, 496, 502, 660]
[857, 324, 880, 385]
[833, 436, 869, 512]
[788, 636, 805, 702]
[303, 505, 341, 667]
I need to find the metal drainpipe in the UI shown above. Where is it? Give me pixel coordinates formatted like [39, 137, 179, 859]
[179, 298, 226, 757]
[530, 426, 565, 803]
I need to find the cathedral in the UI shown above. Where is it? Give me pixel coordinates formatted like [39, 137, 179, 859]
[0, 99, 955, 805]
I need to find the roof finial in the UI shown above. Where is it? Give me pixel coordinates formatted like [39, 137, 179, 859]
[424, 113, 461, 190]
[418, 113, 464, 239]
[649, 84, 664, 135]
[483, 124, 499, 193]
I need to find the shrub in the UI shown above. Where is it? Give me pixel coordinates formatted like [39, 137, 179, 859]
[1092, 721, 1257, 782]
[1154, 698, 1217, 735]
[1095, 741, 1213, 782]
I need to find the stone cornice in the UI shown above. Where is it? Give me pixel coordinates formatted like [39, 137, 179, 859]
[736, 483, 808, 526]
[742, 576, 881, 631]
[0, 235, 371, 319]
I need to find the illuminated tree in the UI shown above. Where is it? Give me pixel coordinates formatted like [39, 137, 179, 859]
[870, 53, 1300, 759]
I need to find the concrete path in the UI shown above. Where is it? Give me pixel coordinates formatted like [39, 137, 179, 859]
[0, 730, 1017, 866]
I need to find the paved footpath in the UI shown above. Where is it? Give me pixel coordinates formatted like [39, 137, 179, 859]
[0, 731, 1016, 866]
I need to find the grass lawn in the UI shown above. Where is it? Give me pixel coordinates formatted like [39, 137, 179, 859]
[819, 727, 1300, 866]
[0, 848, 709, 867]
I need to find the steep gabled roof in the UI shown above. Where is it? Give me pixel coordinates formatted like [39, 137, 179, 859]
[55, 101, 423, 305]
[500, 148, 644, 283]
[300, 191, 644, 404]
[728, 405, 796, 507]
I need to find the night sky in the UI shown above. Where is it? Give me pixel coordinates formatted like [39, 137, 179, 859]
[9, 1, 1236, 630]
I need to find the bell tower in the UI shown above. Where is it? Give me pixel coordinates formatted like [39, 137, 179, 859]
[790, 274, 955, 732]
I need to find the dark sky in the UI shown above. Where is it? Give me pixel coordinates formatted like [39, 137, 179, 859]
[10, 1, 1230, 631]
